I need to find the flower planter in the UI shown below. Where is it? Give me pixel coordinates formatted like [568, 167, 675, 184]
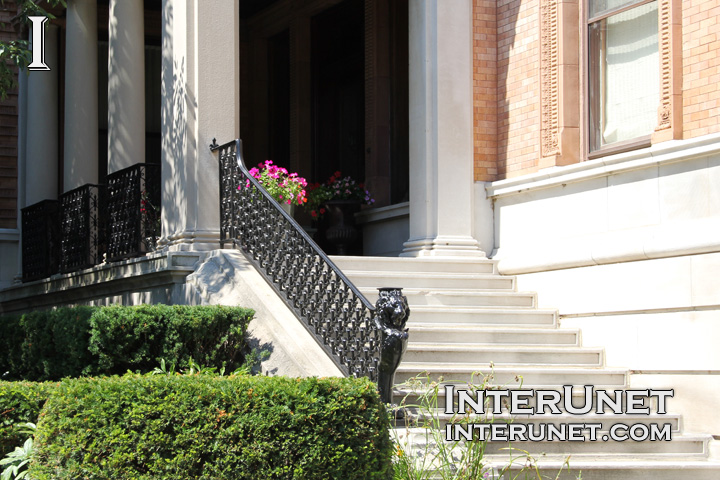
[323, 200, 361, 255]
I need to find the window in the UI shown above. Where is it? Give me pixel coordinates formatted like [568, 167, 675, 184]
[588, 0, 659, 153]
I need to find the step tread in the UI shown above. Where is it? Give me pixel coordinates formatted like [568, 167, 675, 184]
[407, 344, 599, 352]
[408, 324, 574, 332]
[397, 364, 623, 373]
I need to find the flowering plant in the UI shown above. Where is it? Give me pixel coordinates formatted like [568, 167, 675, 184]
[305, 171, 375, 218]
[242, 160, 308, 206]
[140, 190, 161, 251]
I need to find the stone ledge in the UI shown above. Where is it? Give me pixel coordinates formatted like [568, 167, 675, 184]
[486, 131, 720, 199]
[0, 251, 204, 314]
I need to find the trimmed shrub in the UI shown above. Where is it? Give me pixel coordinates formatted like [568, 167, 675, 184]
[0, 305, 254, 381]
[0, 381, 58, 457]
[30, 374, 393, 479]
[87, 304, 252, 376]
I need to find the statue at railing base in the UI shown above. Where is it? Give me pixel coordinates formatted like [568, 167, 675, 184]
[374, 287, 410, 406]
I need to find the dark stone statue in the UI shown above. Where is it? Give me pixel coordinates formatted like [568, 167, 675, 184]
[374, 287, 410, 405]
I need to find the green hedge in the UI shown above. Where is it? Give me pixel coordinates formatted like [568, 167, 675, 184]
[0, 305, 254, 381]
[30, 375, 392, 479]
[0, 381, 57, 457]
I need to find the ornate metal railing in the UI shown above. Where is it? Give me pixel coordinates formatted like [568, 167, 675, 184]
[59, 184, 106, 273]
[213, 139, 409, 389]
[21, 200, 61, 282]
[106, 163, 161, 261]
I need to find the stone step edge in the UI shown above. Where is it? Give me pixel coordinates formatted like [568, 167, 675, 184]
[400, 411, 682, 428]
[408, 306, 555, 314]
[407, 324, 574, 334]
[407, 344, 600, 353]
[397, 364, 624, 374]
[394, 428, 710, 447]
[488, 458, 720, 468]
[407, 325, 576, 340]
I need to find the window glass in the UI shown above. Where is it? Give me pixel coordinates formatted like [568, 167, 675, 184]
[588, 1, 658, 151]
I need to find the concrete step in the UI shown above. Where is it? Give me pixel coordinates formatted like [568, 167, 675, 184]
[408, 324, 579, 345]
[498, 460, 720, 480]
[407, 307, 557, 325]
[403, 411, 682, 433]
[395, 365, 628, 387]
[398, 427, 709, 457]
[345, 271, 515, 291]
[393, 384, 665, 415]
[404, 344, 603, 367]
[360, 288, 537, 308]
[330, 255, 497, 274]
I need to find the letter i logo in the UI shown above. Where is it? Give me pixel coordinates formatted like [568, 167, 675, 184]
[28, 16, 50, 71]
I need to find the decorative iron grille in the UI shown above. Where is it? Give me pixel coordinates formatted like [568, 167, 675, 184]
[213, 139, 383, 380]
[59, 184, 106, 273]
[21, 200, 60, 282]
[106, 163, 161, 261]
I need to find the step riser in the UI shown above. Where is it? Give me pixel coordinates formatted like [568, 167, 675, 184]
[408, 311, 555, 325]
[361, 291, 537, 308]
[395, 370, 627, 387]
[331, 258, 497, 274]
[507, 468, 720, 480]
[404, 436, 705, 456]
[394, 389, 661, 414]
[403, 350, 603, 366]
[404, 414, 681, 433]
[348, 275, 515, 290]
[408, 330, 578, 345]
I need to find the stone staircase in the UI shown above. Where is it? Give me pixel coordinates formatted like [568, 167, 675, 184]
[332, 255, 720, 479]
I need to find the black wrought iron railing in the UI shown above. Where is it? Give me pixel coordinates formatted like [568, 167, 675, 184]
[21, 200, 61, 282]
[213, 139, 409, 387]
[59, 183, 106, 273]
[106, 163, 161, 261]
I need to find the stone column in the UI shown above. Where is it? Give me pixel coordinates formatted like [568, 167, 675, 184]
[64, 0, 98, 191]
[159, 0, 240, 251]
[401, 0, 485, 257]
[108, 0, 145, 173]
[25, 24, 59, 204]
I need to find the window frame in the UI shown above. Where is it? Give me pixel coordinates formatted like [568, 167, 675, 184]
[585, 0, 659, 157]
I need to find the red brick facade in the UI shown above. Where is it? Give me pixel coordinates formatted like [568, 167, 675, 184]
[474, 0, 720, 180]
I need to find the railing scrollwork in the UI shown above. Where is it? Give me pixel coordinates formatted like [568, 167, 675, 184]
[212, 138, 409, 396]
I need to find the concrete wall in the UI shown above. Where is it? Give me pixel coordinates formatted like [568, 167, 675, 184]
[486, 133, 720, 373]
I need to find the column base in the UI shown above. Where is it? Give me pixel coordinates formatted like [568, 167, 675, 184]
[400, 235, 487, 258]
[158, 229, 222, 252]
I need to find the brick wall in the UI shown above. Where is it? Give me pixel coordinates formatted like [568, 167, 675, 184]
[682, 0, 720, 139]
[0, 0, 19, 229]
[473, 0, 497, 182]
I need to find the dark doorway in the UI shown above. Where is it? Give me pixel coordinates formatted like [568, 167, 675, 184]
[268, 30, 291, 167]
[311, 0, 365, 183]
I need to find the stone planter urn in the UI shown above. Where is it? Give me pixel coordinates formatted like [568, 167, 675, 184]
[323, 200, 361, 255]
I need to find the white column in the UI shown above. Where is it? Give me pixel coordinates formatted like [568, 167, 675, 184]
[64, 0, 98, 191]
[108, 0, 145, 173]
[25, 24, 59, 204]
[159, 0, 240, 251]
[401, 0, 485, 258]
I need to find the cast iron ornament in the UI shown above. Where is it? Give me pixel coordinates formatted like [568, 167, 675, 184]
[374, 287, 410, 405]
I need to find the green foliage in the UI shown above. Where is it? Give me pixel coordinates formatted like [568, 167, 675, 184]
[393, 374, 578, 480]
[29, 374, 393, 480]
[87, 304, 252, 376]
[0, 305, 254, 381]
[0, 382, 57, 458]
[0, 423, 35, 480]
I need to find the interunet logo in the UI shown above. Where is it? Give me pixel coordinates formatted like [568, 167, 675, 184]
[443, 385, 674, 442]
[28, 16, 51, 71]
